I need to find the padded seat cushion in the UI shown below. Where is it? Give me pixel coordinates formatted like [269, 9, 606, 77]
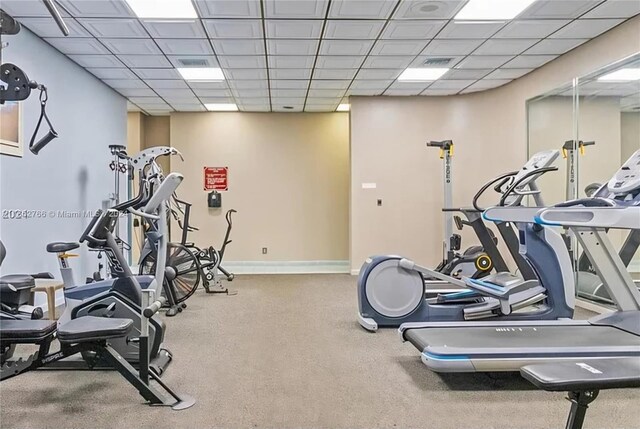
[46, 242, 80, 253]
[57, 316, 132, 344]
[521, 358, 640, 392]
[0, 274, 35, 290]
[0, 319, 57, 343]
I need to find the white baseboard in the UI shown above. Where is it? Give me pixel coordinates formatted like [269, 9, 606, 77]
[351, 269, 360, 276]
[222, 260, 349, 274]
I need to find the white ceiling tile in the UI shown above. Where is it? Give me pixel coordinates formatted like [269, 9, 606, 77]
[78, 18, 147, 38]
[485, 68, 533, 80]
[381, 20, 446, 39]
[239, 105, 271, 112]
[270, 97, 306, 105]
[88, 67, 137, 79]
[329, 0, 396, 18]
[308, 89, 347, 98]
[428, 80, 476, 90]
[103, 79, 148, 89]
[270, 69, 312, 79]
[193, 89, 232, 97]
[116, 88, 157, 97]
[203, 19, 263, 38]
[310, 80, 351, 90]
[127, 101, 141, 112]
[128, 97, 167, 105]
[550, 18, 625, 38]
[230, 80, 269, 89]
[194, 0, 261, 18]
[389, 81, 431, 90]
[370, 40, 429, 56]
[1, 0, 70, 17]
[188, 81, 229, 89]
[315, 56, 365, 69]
[268, 56, 316, 69]
[162, 95, 201, 103]
[142, 20, 206, 39]
[437, 21, 506, 39]
[525, 39, 588, 55]
[156, 88, 197, 98]
[234, 89, 271, 98]
[273, 105, 304, 112]
[144, 110, 173, 116]
[456, 56, 515, 69]
[350, 80, 393, 89]
[443, 68, 492, 80]
[361, 55, 414, 69]
[319, 40, 375, 56]
[226, 69, 268, 79]
[44, 37, 110, 55]
[355, 69, 403, 80]
[271, 89, 308, 98]
[156, 39, 214, 55]
[118, 54, 172, 68]
[137, 102, 171, 110]
[583, 0, 640, 18]
[422, 39, 484, 56]
[270, 80, 309, 89]
[145, 80, 190, 89]
[20, 17, 91, 37]
[101, 38, 161, 55]
[313, 69, 358, 80]
[346, 88, 384, 95]
[502, 55, 557, 68]
[305, 97, 341, 105]
[384, 88, 423, 96]
[393, 0, 467, 19]
[411, 55, 465, 67]
[237, 97, 270, 104]
[211, 39, 264, 55]
[422, 89, 460, 96]
[465, 79, 513, 91]
[58, 0, 134, 17]
[265, 20, 324, 38]
[474, 39, 540, 55]
[69, 54, 125, 68]
[267, 39, 319, 56]
[171, 104, 206, 112]
[264, 0, 329, 18]
[494, 20, 571, 39]
[519, 1, 605, 19]
[323, 20, 385, 39]
[167, 55, 219, 68]
[217, 56, 266, 68]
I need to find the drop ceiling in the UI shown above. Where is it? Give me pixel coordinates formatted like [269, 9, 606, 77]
[3, 0, 639, 114]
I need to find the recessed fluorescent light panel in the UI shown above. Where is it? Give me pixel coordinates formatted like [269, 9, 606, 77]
[455, 0, 537, 20]
[177, 68, 225, 81]
[125, 0, 198, 19]
[205, 104, 238, 112]
[336, 104, 350, 112]
[598, 68, 640, 81]
[398, 68, 449, 81]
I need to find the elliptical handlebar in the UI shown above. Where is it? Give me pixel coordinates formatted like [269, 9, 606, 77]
[498, 166, 558, 207]
[472, 171, 519, 212]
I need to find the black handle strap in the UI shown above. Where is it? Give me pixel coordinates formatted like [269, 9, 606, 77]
[29, 86, 58, 155]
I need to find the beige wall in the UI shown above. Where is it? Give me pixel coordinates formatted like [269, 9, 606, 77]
[621, 112, 640, 162]
[126, 112, 144, 261]
[350, 15, 640, 272]
[170, 112, 349, 262]
[143, 115, 171, 173]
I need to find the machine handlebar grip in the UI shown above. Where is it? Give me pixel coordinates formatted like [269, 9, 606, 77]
[143, 296, 167, 318]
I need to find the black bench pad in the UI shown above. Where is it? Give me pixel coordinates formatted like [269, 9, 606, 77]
[0, 274, 35, 291]
[46, 242, 80, 253]
[521, 358, 640, 392]
[0, 319, 57, 343]
[57, 316, 133, 344]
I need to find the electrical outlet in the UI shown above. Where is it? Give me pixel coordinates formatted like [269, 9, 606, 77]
[262, 247, 268, 254]
[377, 199, 383, 206]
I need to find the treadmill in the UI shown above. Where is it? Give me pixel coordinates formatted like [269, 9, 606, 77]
[399, 151, 640, 372]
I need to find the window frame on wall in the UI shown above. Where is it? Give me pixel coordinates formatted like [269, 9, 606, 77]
[0, 100, 24, 157]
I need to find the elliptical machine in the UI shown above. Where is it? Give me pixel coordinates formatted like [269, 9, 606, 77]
[357, 150, 563, 331]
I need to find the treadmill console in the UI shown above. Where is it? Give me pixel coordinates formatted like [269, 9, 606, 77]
[606, 149, 640, 196]
[513, 150, 560, 185]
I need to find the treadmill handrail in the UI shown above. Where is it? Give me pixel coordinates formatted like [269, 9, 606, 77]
[536, 205, 640, 230]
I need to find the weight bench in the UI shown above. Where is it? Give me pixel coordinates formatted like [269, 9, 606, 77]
[520, 358, 640, 429]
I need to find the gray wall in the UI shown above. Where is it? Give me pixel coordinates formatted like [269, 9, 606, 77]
[0, 28, 126, 297]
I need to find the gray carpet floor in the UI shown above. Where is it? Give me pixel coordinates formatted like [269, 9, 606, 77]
[1, 274, 639, 429]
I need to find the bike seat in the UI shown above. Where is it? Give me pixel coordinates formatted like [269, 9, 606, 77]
[57, 316, 133, 344]
[46, 242, 80, 253]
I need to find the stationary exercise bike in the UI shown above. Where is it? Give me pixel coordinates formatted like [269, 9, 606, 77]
[357, 149, 564, 331]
